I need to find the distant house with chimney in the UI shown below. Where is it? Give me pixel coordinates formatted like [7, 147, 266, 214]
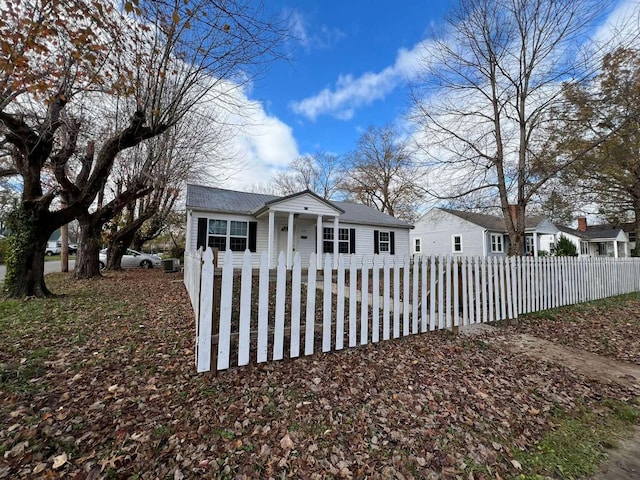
[541, 217, 630, 257]
[410, 207, 558, 257]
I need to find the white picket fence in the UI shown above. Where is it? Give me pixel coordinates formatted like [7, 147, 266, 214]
[183, 248, 640, 373]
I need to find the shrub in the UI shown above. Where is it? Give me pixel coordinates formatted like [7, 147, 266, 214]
[0, 238, 6, 264]
[555, 234, 578, 256]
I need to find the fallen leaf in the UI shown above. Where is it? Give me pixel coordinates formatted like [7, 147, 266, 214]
[52, 452, 68, 469]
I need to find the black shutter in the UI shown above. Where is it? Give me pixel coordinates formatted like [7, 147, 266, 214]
[390, 231, 395, 255]
[248, 222, 257, 252]
[374, 230, 379, 254]
[197, 218, 207, 249]
[349, 228, 356, 254]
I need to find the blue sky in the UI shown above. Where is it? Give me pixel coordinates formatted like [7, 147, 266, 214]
[224, 0, 636, 191]
[225, 0, 452, 189]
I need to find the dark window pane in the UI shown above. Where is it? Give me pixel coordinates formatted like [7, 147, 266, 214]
[208, 236, 226, 251]
[338, 228, 349, 241]
[323, 227, 333, 240]
[338, 242, 349, 253]
[323, 241, 334, 253]
[229, 237, 247, 251]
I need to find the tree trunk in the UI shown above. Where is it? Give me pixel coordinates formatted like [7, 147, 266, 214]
[106, 240, 130, 270]
[74, 214, 103, 278]
[4, 207, 53, 297]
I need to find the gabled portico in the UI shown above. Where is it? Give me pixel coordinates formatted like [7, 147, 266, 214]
[254, 190, 345, 268]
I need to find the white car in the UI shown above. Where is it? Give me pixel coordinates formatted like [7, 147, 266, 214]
[99, 249, 162, 269]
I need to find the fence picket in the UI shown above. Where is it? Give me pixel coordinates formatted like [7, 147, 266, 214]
[336, 255, 346, 351]
[461, 257, 468, 326]
[196, 248, 214, 372]
[403, 255, 410, 335]
[438, 255, 444, 329]
[238, 250, 252, 366]
[349, 256, 358, 347]
[257, 251, 269, 363]
[361, 257, 370, 344]
[430, 255, 437, 330]
[217, 250, 234, 370]
[453, 257, 460, 327]
[383, 257, 391, 340]
[421, 255, 428, 332]
[412, 256, 419, 334]
[323, 253, 333, 353]
[304, 254, 317, 356]
[393, 257, 401, 338]
[372, 255, 381, 342]
[273, 252, 287, 361]
[290, 253, 302, 358]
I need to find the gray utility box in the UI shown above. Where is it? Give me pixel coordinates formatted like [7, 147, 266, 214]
[162, 258, 180, 273]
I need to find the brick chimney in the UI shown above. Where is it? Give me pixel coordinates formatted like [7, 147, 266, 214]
[577, 217, 587, 232]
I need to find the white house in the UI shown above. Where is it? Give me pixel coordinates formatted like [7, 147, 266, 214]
[410, 207, 558, 257]
[185, 184, 413, 268]
[547, 218, 630, 257]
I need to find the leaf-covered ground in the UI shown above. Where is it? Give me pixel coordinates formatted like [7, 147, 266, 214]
[0, 270, 638, 479]
[508, 297, 640, 365]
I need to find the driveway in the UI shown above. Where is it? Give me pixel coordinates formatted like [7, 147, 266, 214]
[0, 260, 75, 283]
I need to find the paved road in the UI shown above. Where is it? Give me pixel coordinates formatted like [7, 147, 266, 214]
[0, 260, 75, 283]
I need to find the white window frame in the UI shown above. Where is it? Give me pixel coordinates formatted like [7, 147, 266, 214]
[378, 231, 390, 253]
[452, 235, 463, 253]
[414, 237, 421, 253]
[525, 235, 535, 255]
[208, 219, 248, 252]
[580, 241, 589, 255]
[323, 227, 351, 254]
[490, 233, 504, 253]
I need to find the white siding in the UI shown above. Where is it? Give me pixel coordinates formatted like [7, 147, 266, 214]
[411, 209, 487, 256]
[268, 193, 341, 216]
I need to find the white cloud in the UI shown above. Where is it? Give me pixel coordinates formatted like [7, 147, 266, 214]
[223, 96, 300, 191]
[287, 9, 346, 52]
[290, 38, 433, 121]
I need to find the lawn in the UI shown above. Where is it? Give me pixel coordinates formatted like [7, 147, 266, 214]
[0, 270, 638, 479]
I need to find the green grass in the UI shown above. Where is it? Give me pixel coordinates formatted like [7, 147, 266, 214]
[0, 273, 143, 393]
[513, 399, 639, 480]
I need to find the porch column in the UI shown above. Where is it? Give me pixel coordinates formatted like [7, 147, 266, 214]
[533, 234, 538, 258]
[268, 210, 275, 269]
[625, 242, 629, 257]
[287, 212, 294, 268]
[316, 215, 323, 267]
[333, 216, 339, 268]
[613, 240, 619, 258]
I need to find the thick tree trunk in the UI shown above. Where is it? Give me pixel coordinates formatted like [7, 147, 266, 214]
[74, 214, 103, 278]
[4, 207, 53, 297]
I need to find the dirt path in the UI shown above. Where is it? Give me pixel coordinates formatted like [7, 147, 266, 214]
[463, 324, 640, 480]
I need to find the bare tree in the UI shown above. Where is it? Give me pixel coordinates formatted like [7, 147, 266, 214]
[273, 151, 342, 199]
[0, 0, 286, 296]
[340, 125, 424, 222]
[410, 0, 616, 254]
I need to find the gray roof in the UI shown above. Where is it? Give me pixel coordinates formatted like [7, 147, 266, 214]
[556, 224, 623, 241]
[557, 225, 588, 239]
[186, 184, 412, 229]
[440, 208, 548, 232]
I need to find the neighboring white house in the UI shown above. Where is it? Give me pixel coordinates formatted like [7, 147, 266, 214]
[545, 218, 630, 258]
[185, 184, 413, 268]
[410, 207, 558, 257]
